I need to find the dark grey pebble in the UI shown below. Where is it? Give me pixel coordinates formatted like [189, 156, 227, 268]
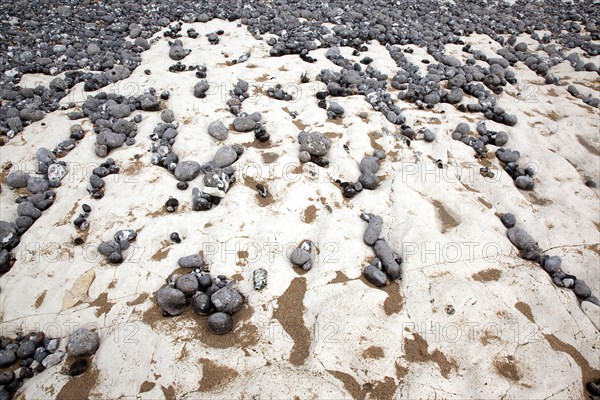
[170, 232, 181, 243]
[0, 370, 15, 385]
[16, 340, 36, 359]
[542, 256, 561, 273]
[507, 227, 537, 251]
[573, 279, 592, 298]
[69, 359, 88, 376]
[176, 273, 199, 296]
[66, 328, 99, 357]
[500, 213, 516, 228]
[207, 312, 234, 335]
[373, 239, 402, 280]
[364, 215, 383, 246]
[363, 265, 388, 287]
[156, 286, 187, 316]
[178, 253, 203, 268]
[192, 293, 214, 315]
[211, 287, 243, 314]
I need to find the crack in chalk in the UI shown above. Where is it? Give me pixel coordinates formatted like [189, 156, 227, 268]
[541, 242, 600, 254]
[543, 387, 570, 400]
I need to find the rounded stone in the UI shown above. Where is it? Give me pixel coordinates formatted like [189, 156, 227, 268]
[543, 256, 562, 273]
[207, 312, 234, 335]
[156, 286, 187, 316]
[299, 151, 311, 163]
[507, 227, 537, 251]
[174, 160, 201, 181]
[211, 287, 243, 314]
[500, 213, 516, 228]
[176, 274, 200, 296]
[66, 328, 100, 357]
[573, 279, 592, 298]
[363, 264, 388, 287]
[290, 248, 311, 266]
[191, 293, 214, 315]
[16, 340, 36, 359]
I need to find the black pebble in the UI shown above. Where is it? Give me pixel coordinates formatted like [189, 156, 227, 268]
[82, 204, 91, 213]
[19, 367, 33, 379]
[170, 232, 181, 243]
[176, 182, 188, 190]
[69, 359, 88, 376]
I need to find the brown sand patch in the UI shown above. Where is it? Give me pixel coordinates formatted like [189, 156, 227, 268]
[261, 152, 279, 164]
[88, 292, 115, 318]
[121, 158, 144, 176]
[244, 138, 274, 149]
[127, 293, 149, 307]
[362, 346, 385, 359]
[273, 277, 310, 366]
[141, 301, 258, 352]
[383, 281, 404, 315]
[431, 199, 459, 233]
[324, 131, 343, 139]
[327, 370, 396, 399]
[546, 87, 559, 97]
[303, 204, 317, 223]
[56, 358, 100, 399]
[160, 385, 176, 400]
[544, 333, 600, 394]
[395, 361, 409, 381]
[327, 370, 366, 400]
[243, 175, 275, 207]
[35, 290, 47, 308]
[0, 163, 11, 184]
[526, 192, 553, 206]
[328, 271, 350, 285]
[547, 110, 562, 121]
[472, 268, 502, 282]
[292, 118, 308, 131]
[461, 183, 480, 193]
[480, 330, 502, 346]
[477, 196, 493, 209]
[577, 135, 600, 156]
[139, 381, 155, 393]
[55, 202, 80, 227]
[256, 73, 270, 83]
[198, 358, 239, 392]
[575, 102, 595, 112]
[359, 276, 404, 315]
[370, 376, 396, 399]
[404, 333, 458, 378]
[494, 357, 522, 381]
[515, 301, 535, 323]
[151, 240, 171, 261]
[368, 131, 384, 152]
[585, 243, 600, 257]
[146, 206, 171, 218]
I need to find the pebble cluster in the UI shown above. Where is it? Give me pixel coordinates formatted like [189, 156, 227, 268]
[360, 213, 403, 286]
[501, 213, 599, 308]
[0, 0, 599, 397]
[289, 240, 315, 271]
[156, 256, 245, 335]
[0, 328, 99, 399]
[97, 229, 137, 265]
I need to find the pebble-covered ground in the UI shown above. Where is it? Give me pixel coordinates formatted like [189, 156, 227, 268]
[0, 1, 599, 399]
